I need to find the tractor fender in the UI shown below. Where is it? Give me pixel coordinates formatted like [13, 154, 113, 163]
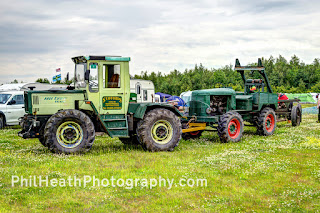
[129, 103, 184, 119]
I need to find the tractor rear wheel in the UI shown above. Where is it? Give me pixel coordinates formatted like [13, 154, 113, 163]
[137, 108, 181, 152]
[291, 105, 302, 126]
[44, 109, 95, 154]
[256, 107, 276, 136]
[38, 137, 47, 147]
[217, 111, 244, 143]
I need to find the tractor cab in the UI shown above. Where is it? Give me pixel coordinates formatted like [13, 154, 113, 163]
[72, 55, 131, 115]
[235, 58, 272, 93]
[235, 58, 278, 111]
[244, 79, 265, 94]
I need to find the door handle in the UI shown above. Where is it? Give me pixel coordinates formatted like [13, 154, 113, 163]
[118, 93, 124, 95]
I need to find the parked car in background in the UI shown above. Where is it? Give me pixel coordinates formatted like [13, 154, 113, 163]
[0, 91, 25, 128]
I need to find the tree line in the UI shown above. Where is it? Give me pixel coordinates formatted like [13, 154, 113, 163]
[133, 55, 320, 96]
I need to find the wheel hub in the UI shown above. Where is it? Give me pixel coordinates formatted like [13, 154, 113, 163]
[265, 114, 275, 132]
[56, 121, 83, 148]
[151, 120, 173, 144]
[228, 118, 241, 139]
[155, 126, 168, 138]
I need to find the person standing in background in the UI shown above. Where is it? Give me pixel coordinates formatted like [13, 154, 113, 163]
[317, 94, 320, 122]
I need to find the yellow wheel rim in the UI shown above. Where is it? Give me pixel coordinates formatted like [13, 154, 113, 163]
[151, 120, 173, 144]
[56, 121, 83, 148]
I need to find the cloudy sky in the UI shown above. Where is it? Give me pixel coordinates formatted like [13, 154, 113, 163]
[0, 0, 319, 84]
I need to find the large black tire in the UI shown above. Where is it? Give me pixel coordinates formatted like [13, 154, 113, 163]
[256, 107, 276, 136]
[291, 105, 302, 126]
[217, 111, 244, 143]
[0, 116, 4, 129]
[298, 103, 302, 114]
[38, 137, 47, 147]
[44, 109, 95, 154]
[137, 108, 181, 152]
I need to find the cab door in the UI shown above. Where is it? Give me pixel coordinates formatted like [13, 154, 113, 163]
[6, 94, 25, 125]
[99, 62, 130, 115]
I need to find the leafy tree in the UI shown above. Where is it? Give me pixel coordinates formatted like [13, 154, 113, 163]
[311, 82, 320, 93]
[36, 78, 50, 84]
[133, 55, 320, 96]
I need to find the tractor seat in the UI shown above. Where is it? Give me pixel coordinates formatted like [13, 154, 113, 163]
[108, 74, 120, 88]
[246, 79, 263, 84]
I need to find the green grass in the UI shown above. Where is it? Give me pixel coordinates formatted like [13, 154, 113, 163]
[299, 103, 317, 108]
[1, 115, 320, 212]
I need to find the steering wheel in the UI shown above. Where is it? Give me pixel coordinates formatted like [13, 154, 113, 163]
[214, 82, 227, 88]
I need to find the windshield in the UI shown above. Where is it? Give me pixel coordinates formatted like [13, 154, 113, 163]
[0, 94, 12, 104]
[75, 63, 86, 88]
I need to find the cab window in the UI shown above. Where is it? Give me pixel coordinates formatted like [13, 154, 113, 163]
[143, 90, 148, 101]
[136, 84, 141, 94]
[12, 95, 24, 104]
[103, 65, 121, 88]
[89, 63, 99, 92]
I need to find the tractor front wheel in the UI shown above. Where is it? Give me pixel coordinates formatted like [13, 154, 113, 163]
[137, 108, 181, 152]
[217, 111, 244, 143]
[256, 107, 276, 136]
[44, 109, 95, 154]
[291, 105, 302, 126]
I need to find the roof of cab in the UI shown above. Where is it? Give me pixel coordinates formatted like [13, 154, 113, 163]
[0, 90, 24, 95]
[72, 55, 130, 63]
[191, 88, 236, 96]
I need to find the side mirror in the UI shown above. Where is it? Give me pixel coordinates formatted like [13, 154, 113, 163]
[85, 70, 90, 81]
[8, 100, 16, 105]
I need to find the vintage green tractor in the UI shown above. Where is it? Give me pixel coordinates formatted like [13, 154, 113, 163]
[181, 58, 279, 142]
[19, 56, 183, 153]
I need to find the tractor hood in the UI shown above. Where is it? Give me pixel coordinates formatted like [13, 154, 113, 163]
[191, 88, 236, 96]
[24, 90, 86, 115]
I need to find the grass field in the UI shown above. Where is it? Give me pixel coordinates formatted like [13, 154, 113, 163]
[1, 114, 320, 212]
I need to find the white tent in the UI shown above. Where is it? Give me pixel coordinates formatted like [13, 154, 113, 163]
[180, 91, 192, 106]
[0, 83, 68, 91]
[0, 83, 29, 91]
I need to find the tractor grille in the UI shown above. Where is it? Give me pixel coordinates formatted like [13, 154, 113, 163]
[189, 100, 209, 116]
[32, 96, 39, 105]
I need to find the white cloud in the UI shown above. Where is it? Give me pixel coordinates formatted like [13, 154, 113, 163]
[0, 0, 319, 84]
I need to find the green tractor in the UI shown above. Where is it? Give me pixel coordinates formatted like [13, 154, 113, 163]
[181, 58, 279, 142]
[19, 56, 183, 153]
